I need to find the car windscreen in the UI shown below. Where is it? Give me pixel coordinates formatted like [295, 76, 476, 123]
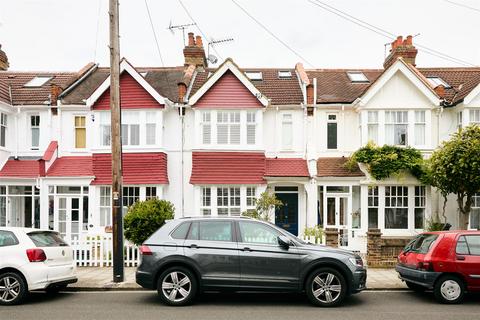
[28, 231, 69, 247]
[409, 234, 439, 254]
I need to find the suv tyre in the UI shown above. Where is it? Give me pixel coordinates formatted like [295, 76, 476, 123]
[433, 275, 465, 304]
[305, 267, 347, 307]
[157, 267, 197, 306]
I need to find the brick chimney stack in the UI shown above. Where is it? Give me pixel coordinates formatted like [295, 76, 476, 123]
[383, 35, 418, 69]
[183, 32, 208, 68]
[0, 44, 9, 71]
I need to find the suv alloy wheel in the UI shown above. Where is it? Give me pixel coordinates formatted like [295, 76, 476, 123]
[434, 275, 465, 304]
[157, 267, 197, 306]
[305, 267, 347, 307]
[0, 272, 28, 306]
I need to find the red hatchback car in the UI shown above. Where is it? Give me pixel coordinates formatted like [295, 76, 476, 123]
[396, 231, 480, 304]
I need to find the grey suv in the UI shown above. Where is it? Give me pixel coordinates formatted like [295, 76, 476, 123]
[136, 217, 366, 307]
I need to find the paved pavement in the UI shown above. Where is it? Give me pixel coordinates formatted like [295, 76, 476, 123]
[1, 291, 479, 320]
[70, 267, 406, 290]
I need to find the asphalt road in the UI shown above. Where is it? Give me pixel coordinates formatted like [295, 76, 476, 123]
[1, 291, 479, 320]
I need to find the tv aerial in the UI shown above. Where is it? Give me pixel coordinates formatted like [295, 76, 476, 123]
[167, 21, 197, 46]
[207, 38, 234, 65]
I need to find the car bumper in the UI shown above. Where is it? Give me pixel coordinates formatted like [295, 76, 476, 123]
[351, 269, 367, 293]
[395, 264, 441, 289]
[26, 262, 77, 290]
[136, 269, 155, 290]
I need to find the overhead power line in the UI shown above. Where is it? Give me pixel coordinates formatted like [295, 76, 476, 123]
[144, 0, 165, 66]
[177, 0, 222, 60]
[308, 0, 477, 67]
[231, 0, 315, 68]
[443, 0, 480, 13]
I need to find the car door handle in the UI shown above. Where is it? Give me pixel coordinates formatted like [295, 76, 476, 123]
[189, 244, 198, 249]
[243, 247, 251, 252]
[456, 255, 466, 261]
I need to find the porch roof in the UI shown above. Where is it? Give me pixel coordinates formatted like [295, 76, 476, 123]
[46, 156, 93, 177]
[265, 158, 309, 177]
[0, 158, 44, 178]
[190, 152, 266, 185]
[316, 157, 364, 177]
[91, 152, 168, 185]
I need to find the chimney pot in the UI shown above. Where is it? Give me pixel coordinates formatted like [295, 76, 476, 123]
[195, 36, 203, 48]
[384, 35, 418, 69]
[188, 32, 195, 46]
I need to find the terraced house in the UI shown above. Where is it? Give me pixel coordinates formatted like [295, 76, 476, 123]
[1, 34, 480, 253]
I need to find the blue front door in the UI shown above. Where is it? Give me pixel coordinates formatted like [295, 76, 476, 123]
[275, 192, 299, 236]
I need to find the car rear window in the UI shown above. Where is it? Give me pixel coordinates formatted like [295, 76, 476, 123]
[28, 231, 68, 247]
[408, 234, 439, 254]
[170, 222, 190, 240]
[0, 231, 19, 247]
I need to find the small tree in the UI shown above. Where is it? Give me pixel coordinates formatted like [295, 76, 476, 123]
[124, 198, 175, 245]
[242, 191, 282, 221]
[424, 125, 480, 229]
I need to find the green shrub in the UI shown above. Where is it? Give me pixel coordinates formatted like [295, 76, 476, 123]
[241, 191, 282, 221]
[303, 225, 324, 244]
[124, 198, 175, 245]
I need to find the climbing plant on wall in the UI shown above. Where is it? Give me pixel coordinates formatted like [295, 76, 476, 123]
[346, 142, 426, 180]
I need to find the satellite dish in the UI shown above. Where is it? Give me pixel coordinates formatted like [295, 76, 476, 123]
[207, 54, 218, 64]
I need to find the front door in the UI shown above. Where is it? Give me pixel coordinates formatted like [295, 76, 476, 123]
[275, 190, 299, 236]
[325, 196, 349, 246]
[56, 197, 82, 242]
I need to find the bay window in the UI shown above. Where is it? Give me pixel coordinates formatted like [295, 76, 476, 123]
[0, 113, 6, 147]
[385, 186, 408, 229]
[368, 186, 379, 229]
[415, 186, 426, 229]
[367, 111, 378, 144]
[199, 186, 257, 216]
[385, 111, 408, 146]
[30, 115, 40, 149]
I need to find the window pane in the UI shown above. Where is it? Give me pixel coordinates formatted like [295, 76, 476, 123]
[230, 124, 240, 144]
[202, 124, 211, 144]
[199, 221, 232, 242]
[415, 124, 425, 145]
[327, 122, 337, 149]
[31, 127, 40, 148]
[385, 208, 408, 229]
[282, 121, 293, 149]
[456, 236, 470, 255]
[130, 124, 140, 145]
[171, 223, 190, 240]
[217, 124, 228, 144]
[415, 208, 424, 229]
[146, 123, 156, 145]
[368, 208, 378, 229]
[239, 221, 279, 245]
[75, 128, 86, 148]
[0, 231, 19, 247]
[121, 124, 129, 145]
[465, 236, 480, 255]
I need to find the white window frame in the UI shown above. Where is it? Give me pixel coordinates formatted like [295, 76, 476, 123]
[414, 111, 426, 146]
[457, 111, 463, 130]
[29, 114, 40, 150]
[200, 187, 212, 216]
[201, 112, 212, 145]
[0, 113, 6, 148]
[414, 186, 426, 230]
[246, 111, 256, 145]
[99, 112, 111, 147]
[469, 109, 480, 125]
[384, 186, 409, 230]
[217, 111, 240, 145]
[470, 193, 480, 230]
[385, 111, 408, 146]
[121, 112, 140, 146]
[367, 111, 378, 144]
[281, 113, 293, 150]
[198, 185, 258, 216]
[74, 115, 87, 149]
[99, 186, 111, 227]
[145, 112, 157, 146]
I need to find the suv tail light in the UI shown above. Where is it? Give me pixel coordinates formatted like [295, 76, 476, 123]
[139, 245, 153, 256]
[416, 261, 433, 271]
[26, 248, 47, 262]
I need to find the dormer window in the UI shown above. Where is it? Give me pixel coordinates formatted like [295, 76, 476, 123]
[245, 71, 262, 81]
[278, 70, 292, 79]
[347, 71, 369, 83]
[426, 76, 451, 89]
[24, 76, 52, 87]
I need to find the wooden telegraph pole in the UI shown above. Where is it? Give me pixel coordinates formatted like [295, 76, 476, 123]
[109, 0, 124, 282]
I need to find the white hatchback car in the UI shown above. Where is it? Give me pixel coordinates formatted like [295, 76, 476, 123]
[0, 228, 77, 305]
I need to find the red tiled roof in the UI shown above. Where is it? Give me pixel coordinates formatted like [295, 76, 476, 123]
[317, 157, 364, 177]
[265, 158, 309, 177]
[46, 156, 93, 177]
[91, 153, 168, 185]
[92, 72, 164, 110]
[0, 159, 44, 178]
[190, 152, 266, 184]
[190, 68, 304, 106]
[42, 141, 58, 161]
[194, 71, 263, 108]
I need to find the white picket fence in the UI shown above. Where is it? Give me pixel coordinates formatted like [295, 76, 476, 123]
[301, 235, 325, 245]
[71, 235, 140, 267]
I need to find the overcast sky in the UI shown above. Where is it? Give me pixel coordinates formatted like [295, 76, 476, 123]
[0, 0, 479, 71]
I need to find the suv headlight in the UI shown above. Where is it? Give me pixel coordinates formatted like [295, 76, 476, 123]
[348, 256, 364, 268]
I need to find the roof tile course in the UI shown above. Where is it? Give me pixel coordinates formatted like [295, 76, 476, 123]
[316, 157, 364, 177]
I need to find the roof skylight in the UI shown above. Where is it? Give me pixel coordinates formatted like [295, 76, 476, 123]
[245, 71, 263, 81]
[24, 76, 53, 87]
[347, 71, 369, 83]
[426, 76, 451, 89]
[278, 70, 292, 79]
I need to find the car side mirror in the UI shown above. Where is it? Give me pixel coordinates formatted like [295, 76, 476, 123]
[277, 235, 291, 249]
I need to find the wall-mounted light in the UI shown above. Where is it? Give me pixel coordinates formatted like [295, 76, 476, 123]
[91, 114, 95, 122]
